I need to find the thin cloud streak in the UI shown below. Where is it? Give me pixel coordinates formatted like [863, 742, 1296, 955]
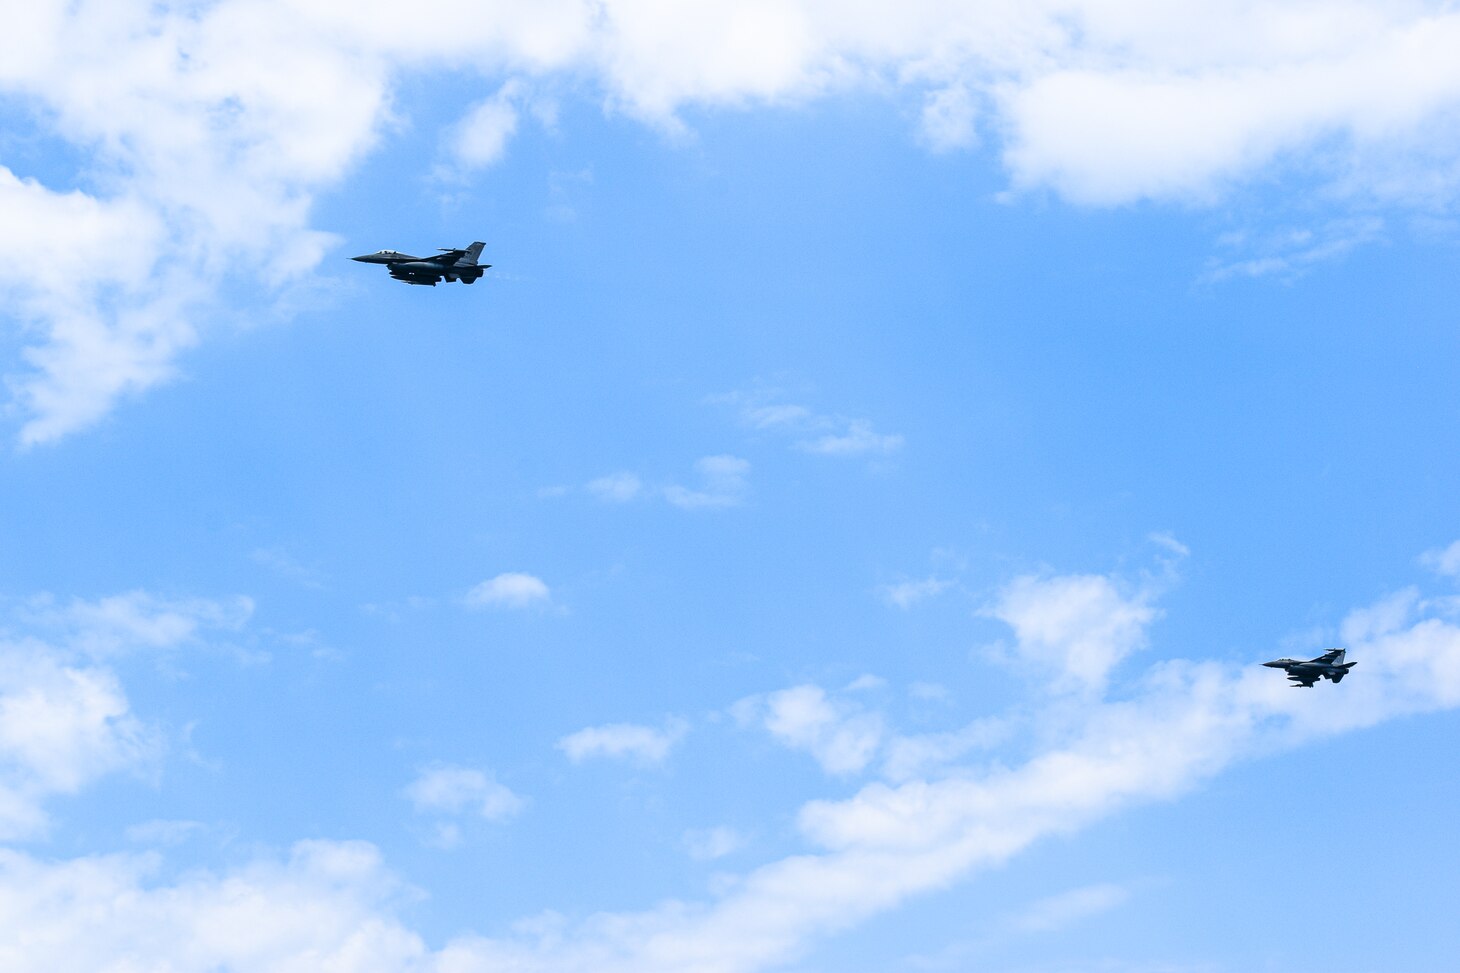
[725, 391, 903, 458]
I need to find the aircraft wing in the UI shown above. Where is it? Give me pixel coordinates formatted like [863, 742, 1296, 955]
[1287, 672, 1319, 687]
[1312, 648, 1345, 664]
[432, 248, 468, 263]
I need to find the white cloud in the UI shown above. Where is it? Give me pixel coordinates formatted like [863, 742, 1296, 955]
[558, 718, 688, 765]
[684, 826, 748, 862]
[404, 762, 525, 823]
[19, 591, 254, 658]
[0, 168, 176, 445]
[879, 577, 953, 609]
[0, 840, 428, 972]
[465, 573, 552, 610]
[1147, 531, 1191, 559]
[584, 458, 747, 510]
[800, 419, 904, 457]
[881, 718, 1008, 783]
[9, 3, 1460, 438]
[124, 818, 208, 847]
[0, 591, 249, 840]
[920, 84, 979, 152]
[664, 455, 751, 510]
[1202, 217, 1387, 281]
[586, 471, 644, 503]
[729, 392, 903, 458]
[0, 648, 156, 839]
[735, 684, 885, 776]
[5, 572, 1460, 972]
[984, 572, 1158, 695]
[737, 674, 1002, 782]
[0, 0, 382, 441]
[1007, 883, 1130, 933]
[452, 79, 524, 170]
[908, 681, 950, 701]
[1422, 539, 1460, 577]
[422, 591, 1460, 969]
[1001, 11, 1460, 206]
[742, 403, 814, 429]
[251, 547, 326, 589]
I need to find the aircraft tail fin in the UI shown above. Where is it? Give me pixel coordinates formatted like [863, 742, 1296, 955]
[456, 242, 486, 267]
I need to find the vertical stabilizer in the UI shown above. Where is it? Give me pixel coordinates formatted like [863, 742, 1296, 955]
[457, 242, 486, 266]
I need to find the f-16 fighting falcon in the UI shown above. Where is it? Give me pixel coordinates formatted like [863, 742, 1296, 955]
[352, 242, 489, 286]
[1263, 648, 1356, 687]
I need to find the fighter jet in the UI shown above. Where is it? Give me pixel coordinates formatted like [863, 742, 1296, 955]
[1263, 648, 1356, 687]
[351, 242, 489, 286]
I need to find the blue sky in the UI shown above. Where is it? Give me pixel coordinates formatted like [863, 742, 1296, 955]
[3, 3, 1460, 971]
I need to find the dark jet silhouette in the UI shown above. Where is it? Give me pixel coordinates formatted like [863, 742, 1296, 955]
[1263, 648, 1356, 687]
[352, 242, 489, 286]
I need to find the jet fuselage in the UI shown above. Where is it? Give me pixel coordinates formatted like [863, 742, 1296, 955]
[352, 242, 489, 286]
[1263, 648, 1356, 687]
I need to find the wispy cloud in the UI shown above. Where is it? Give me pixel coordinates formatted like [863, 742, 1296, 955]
[684, 826, 748, 862]
[558, 718, 689, 766]
[0, 591, 251, 840]
[124, 819, 209, 847]
[800, 419, 905, 456]
[664, 455, 751, 510]
[1202, 218, 1386, 282]
[569, 458, 749, 510]
[586, 471, 643, 503]
[881, 717, 1008, 782]
[1422, 539, 1460, 577]
[250, 547, 326, 589]
[404, 762, 526, 847]
[727, 390, 904, 458]
[879, 577, 954, 609]
[1006, 883, 1131, 933]
[17, 591, 253, 659]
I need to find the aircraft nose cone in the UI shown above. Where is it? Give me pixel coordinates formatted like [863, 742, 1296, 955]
[1262, 661, 1281, 667]
[351, 254, 371, 262]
